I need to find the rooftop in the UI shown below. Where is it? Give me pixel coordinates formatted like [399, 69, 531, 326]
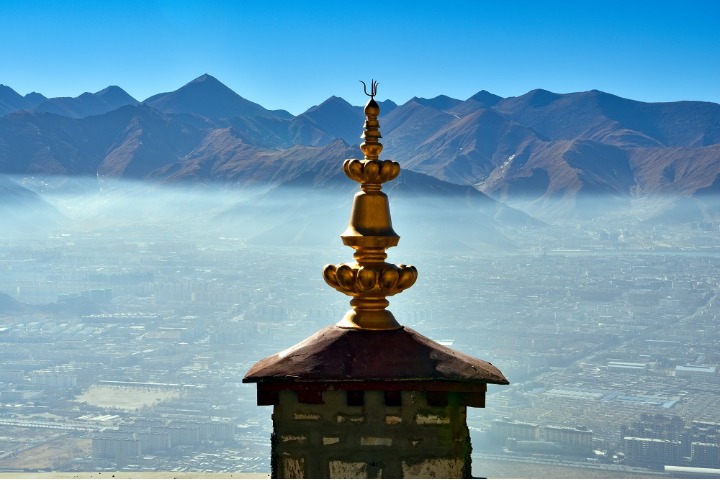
[244, 325, 508, 386]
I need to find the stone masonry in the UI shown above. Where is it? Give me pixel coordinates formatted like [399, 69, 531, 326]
[272, 390, 471, 478]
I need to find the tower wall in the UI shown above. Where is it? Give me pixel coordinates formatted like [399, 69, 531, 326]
[271, 389, 471, 478]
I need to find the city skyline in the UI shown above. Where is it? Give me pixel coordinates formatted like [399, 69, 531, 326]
[1, 0, 719, 114]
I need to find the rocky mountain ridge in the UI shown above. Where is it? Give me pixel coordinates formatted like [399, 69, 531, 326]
[1, 74, 719, 222]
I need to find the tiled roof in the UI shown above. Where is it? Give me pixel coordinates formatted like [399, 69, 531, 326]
[243, 325, 508, 386]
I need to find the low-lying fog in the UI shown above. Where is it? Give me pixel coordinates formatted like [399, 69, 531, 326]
[4, 174, 720, 253]
[2, 174, 720, 475]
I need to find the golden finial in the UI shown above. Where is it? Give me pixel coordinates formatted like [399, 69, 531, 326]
[322, 81, 418, 330]
[359, 80, 382, 161]
[360, 79, 378, 98]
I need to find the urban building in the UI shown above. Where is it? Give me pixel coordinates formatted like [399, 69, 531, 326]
[490, 419, 539, 441]
[623, 436, 682, 468]
[542, 425, 593, 455]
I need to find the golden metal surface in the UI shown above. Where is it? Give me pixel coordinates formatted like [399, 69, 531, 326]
[323, 81, 417, 330]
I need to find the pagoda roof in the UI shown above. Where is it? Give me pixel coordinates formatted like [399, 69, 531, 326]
[243, 325, 508, 387]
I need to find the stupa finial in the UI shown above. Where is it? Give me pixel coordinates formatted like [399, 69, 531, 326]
[358, 79, 383, 161]
[322, 81, 417, 330]
[360, 79, 378, 98]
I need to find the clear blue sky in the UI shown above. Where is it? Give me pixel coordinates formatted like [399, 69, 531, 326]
[1, 0, 718, 115]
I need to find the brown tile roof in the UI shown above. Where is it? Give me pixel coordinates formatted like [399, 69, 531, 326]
[243, 325, 508, 386]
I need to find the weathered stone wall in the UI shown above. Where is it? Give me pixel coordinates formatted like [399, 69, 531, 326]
[270, 389, 472, 478]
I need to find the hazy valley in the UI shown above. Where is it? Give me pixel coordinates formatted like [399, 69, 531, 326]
[1, 75, 720, 476]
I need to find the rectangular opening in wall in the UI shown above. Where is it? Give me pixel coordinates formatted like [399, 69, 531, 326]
[257, 389, 279, 406]
[384, 390, 401, 406]
[297, 389, 324, 404]
[347, 390, 364, 406]
[426, 391, 449, 407]
[460, 391, 485, 408]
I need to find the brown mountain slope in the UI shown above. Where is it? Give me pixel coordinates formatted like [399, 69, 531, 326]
[1, 76, 720, 222]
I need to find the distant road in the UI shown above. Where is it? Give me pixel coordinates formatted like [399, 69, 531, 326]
[473, 453, 661, 476]
[0, 419, 100, 432]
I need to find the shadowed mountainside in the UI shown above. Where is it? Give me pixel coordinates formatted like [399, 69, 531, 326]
[1, 74, 720, 221]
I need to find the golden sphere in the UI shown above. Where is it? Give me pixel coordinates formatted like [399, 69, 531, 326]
[364, 98, 380, 116]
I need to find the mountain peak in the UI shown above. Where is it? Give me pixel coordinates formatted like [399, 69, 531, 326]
[0, 85, 25, 114]
[294, 96, 364, 145]
[409, 95, 462, 111]
[189, 73, 219, 85]
[522, 88, 562, 107]
[181, 74, 235, 95]
[144, 74, 278, 120]
[95, 85, 124, 94]
[95, 85, 138, 105]
[0, 84, 20, 95]
[183, 74, 236, 94]
[468, 90, 502, 107]
[0, 86, 46, 115]
[24, 92, 48, 104]
[30, 85, 139, 118]
[307, 96, 354, 112]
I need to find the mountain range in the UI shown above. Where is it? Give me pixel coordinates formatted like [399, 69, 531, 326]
[1, 74, 719, 224]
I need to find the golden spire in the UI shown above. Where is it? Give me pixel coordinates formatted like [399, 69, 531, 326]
[323, 80, 417, 330]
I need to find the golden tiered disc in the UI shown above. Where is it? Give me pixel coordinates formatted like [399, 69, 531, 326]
[323, 81, 417, 330]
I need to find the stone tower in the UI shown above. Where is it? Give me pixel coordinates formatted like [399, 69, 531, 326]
[243, 81, 508, 479]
